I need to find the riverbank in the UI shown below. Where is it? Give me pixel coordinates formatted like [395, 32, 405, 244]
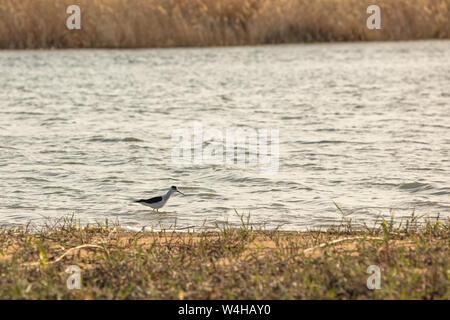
[0, 0, 449, 49]
[0, 215, 448, 299]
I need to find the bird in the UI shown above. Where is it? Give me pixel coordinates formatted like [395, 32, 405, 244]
[135, 186, 185, 212]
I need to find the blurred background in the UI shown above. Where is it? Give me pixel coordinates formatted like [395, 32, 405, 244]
[0, 0, 448, 49]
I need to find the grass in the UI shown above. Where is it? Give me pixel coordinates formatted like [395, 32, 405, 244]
[0, 212, 448, 299]
[0, 0, 448, 49]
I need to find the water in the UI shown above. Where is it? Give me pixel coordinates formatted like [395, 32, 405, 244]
[1, 40, 449, 231]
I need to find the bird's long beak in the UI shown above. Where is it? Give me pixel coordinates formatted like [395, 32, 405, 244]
[177, 190, 185, 196]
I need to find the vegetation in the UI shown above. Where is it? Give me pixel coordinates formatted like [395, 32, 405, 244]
[0, 212, 448, 299]
[0, 0, 448, 49]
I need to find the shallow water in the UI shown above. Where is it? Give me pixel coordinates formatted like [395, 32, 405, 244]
[1, 40, 449, 231]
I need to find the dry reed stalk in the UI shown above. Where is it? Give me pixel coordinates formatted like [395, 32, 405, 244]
[0, 0, 448, 49]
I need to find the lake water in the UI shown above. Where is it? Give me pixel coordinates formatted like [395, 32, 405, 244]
[1, 40, 449, 231]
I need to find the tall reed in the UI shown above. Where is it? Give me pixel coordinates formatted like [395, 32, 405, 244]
[0, 0, 448, 49]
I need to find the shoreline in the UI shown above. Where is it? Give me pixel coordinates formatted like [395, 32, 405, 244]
[1, 217, 448, 299]
[0, 38, 449, 52]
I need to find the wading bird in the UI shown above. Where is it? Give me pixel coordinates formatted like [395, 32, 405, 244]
[135, 186, 184, 212]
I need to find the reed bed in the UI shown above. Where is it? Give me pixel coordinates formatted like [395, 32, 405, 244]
[0, 0, 448, 49]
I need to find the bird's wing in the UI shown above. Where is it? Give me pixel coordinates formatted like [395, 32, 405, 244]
[138, 196, 163, 204]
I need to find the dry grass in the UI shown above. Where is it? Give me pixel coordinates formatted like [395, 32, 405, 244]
[0, 0, 448, 49]
[0, 213, 448, 299]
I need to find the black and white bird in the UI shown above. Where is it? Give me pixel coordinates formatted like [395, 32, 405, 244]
[135, 186, 184, 212]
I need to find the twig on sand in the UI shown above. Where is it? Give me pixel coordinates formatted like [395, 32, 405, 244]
[303, 237, 383, 254]
[22, 244, 105, 267]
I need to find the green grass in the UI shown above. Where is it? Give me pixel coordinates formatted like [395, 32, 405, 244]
[0, 213, 448, 299]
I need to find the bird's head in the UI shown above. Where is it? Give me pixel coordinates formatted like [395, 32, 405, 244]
[170, 186, 185, 195]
